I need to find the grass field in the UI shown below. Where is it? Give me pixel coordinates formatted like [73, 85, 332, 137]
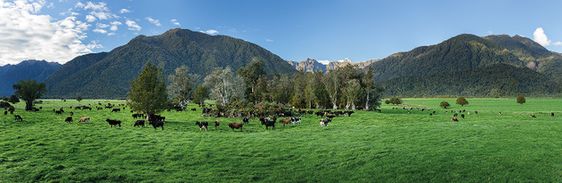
[1, 98, 561, 182]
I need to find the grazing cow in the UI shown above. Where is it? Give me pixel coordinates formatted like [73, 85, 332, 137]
[291, 117, 301, 125]
[111, 108, 121, 112]
[191, 108, 196, 111]
[54, 109, 63, 115]
[214, 121, 220, 129]
[320, 118, 331, 127]
[474, 111, 478, 114]
[460, 114, 465, 119]
[14, 115, 23, 122]
[132, 113, 145, 119]
[429, 113, 433, 116]
[243, 117, 250, 125]
[79, 116, 90, 123]
[451, 116, 458, 122]
[106, 119, 121, 127]
[551, 112, 555, 117]
[228, 122, 244, 131]
[70, 112, 74, 116]
[196, 121, 209, 131]
[453, 113, 458, 117]
[281, 117, 291, 127]
[133, 120, 145, 127]
[262, 117, 276, 129]
[4, 111, 7, 115]
[64, 116, 73, 123]
[530, 114, 537, 118]
[148, 116, 164, 130]
[345, 111, 354, 117]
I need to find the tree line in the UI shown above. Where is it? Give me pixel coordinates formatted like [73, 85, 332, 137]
[128, 59, 384, 117]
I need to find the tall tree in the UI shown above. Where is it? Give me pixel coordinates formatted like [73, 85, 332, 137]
[304, 73, 317, 109]
[128, 63, 168, 117]
[323, 70, 340, 109]
[238, 58, 266, 103]
[167, 65, 198, 107]
[13, 80, 46, 111]
[271, 75, 293, 104]
[204, 67, 245, 107]
[344, 79, 361, 110]
[290, 72, 306, 108]
[192, 84, 208, 106]
[363, 69, 375, 110]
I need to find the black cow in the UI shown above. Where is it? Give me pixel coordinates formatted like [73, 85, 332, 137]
[320, 118, 331, 127]
[133, 120, 145, 127]
[14, 115, 23, 122]
[345, 111, 354, 117]
[460, 114, 465, 119]
[148, 115, 164, 130]
[551, 112, 555, 117]
[196, 121, 209, 131]
[3, 111, 7, 115]
[106, 119, 121, 127]
[65, 117, 73, 123]
[132, 113, 145, 119]
[111, 108, 121, 112]
[214, 121, 220, 129]
[262, 117, 276, 130]
[243, 117, 250, 124]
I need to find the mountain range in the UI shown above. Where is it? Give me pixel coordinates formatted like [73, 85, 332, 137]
[371, 34, 562, 96]
[44, 28, 295, 98]
[0, 60, 61, 96]
[2, 29, 560, 98]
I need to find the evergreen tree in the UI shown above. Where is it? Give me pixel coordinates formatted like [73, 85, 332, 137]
[128, 63, 168, 117]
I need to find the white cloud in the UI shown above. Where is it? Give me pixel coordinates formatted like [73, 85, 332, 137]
[92, 28, 107, 34]
[125, 19, 141, 31]
[119, 8, 130, 14]
[554, 41, 562, 46]
[202, 29, 219, 35]
[0, 0, 99, 65]
[109, 21, 121, 31]
[85, 14, 96, 22]
[170, 18, 180, 26]
[265, 38, 274, 42]
[145, 17, 161, 26]
[533, 27, 551, 46]
[96, 22, 109, 29]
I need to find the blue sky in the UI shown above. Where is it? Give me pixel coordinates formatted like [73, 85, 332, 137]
[1, 0, 562, 65]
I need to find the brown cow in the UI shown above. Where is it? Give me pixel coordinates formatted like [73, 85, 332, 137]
[228, 122, 243, 131]
[79, 116, 91, 123]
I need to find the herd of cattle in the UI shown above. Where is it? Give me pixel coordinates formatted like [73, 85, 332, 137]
[3, 102, 356, 131]
[394, 106, 556, 122]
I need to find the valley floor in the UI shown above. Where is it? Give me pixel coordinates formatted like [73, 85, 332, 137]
[0, 98, 561, 182]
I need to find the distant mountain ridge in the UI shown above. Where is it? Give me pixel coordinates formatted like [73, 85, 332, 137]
[371, 34, 562, 96]
[45, 28, 296, 98]
[288, 58, 377, 73]
[0, 60, 61, 96]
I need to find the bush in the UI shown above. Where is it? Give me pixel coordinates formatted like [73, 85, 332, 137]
[456, 97, 469, 106]
[440, 101, 450, 109]
[388, 97, 402, 105]
[516, 95, 526, 104]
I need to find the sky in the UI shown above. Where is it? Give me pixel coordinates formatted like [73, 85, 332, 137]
[1, 0, 562, 66]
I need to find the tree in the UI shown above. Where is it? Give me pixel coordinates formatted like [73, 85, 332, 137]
[440, 101, 450, 109]
[290, 72, 306, 108]
[271, 75, 293, 104]
[238, 58, 266, 103]
[204, 67, 245, 107]
[128, 63, 168, 117]
[343, 79, 361, 110]
[76, 96, 83, 102]
[323, 70, 340, 109]
[192, 84, 208, 106]
[303, 73, 317, 109]
[456, 97, 469, 106]
[363, 69, 375, 110]
[516, 95, 526, 104]
[13, 80, 46, 111]
[8, 95, 20, 104]
[167, 65, 197, 107]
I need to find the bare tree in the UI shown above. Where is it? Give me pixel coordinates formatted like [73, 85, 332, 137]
[203, 67, 245, 107]
[323, 71, 340, 109]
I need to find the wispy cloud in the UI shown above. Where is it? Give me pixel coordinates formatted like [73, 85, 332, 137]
[202, 29, 219, 35]
[125, 20, 141, 31]
[119, 8, 130, 14]
[170, 19, 180, 26]
[145, 17, 161, 26]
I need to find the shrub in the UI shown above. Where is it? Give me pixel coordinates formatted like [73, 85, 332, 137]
[516, 95, 526, 104]
[440, 101, 450, 109]
[456, 97, 469, 106]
